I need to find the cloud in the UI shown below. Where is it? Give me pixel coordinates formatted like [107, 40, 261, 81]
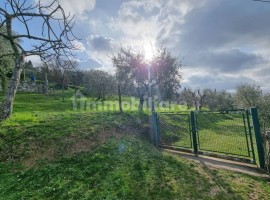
[182, 72, 255, 92]
[85, 34, 119, 67]
[34, 0, 96, 20]
[86, 35, 115, 52]
[58, 0, 96, 20]
[188, 49, 266, 73]
[78, 57, 102, 70]
[71, 40, 86, 52]
[154, 0, 270, 91]
[25, 55, 41, 67]
[176, 0, 270, 53]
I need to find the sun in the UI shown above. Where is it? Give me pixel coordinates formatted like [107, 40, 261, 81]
[144, 43, 155, 62]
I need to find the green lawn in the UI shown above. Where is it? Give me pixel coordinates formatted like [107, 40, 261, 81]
[0, 92, 269, 199]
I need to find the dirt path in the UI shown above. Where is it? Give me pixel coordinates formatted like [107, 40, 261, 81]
[163, 148, 270, 179]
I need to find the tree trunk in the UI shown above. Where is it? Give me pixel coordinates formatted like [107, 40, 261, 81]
[138, 93, 144, 110]
[194, 100, 199, 111]
[44, 72, 48, 95]
[23, 68, 25, 81]
[0, 57, 24, 120]
[117, 83, 122, 113]
[62, 77, 65, 102]
[74, 87, 78, 104]
[102, 87, 105, 100]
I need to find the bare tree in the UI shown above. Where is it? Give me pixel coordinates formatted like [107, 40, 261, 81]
[197, 89, 209, 111]
[180, 87, 209, 110]
[68, 67, 83, 100]
[180, 87, 195, 109]
[0, 0, 78, 119]
[83, 70, 116, 101]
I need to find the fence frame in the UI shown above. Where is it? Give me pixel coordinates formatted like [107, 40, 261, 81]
[155, 108, 264, 169]
[250, 107, 265, 169]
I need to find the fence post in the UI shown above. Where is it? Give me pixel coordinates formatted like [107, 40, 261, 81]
[190, 111, 198, 154]
[250, 107, 265, 169]
[246, 110, 256, 163]
[156, 113, 160, 146]
[152, 112, 159, 147]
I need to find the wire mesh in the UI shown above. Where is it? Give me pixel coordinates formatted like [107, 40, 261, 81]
[159, 113, 192, 149]
[195, 111, 253, 158]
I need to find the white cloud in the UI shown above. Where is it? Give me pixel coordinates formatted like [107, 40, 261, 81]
[58, 0, 96, 20]
[35, 0, 95, 20]
[25, 55, 41, 67]
[72, 40, 86, 52]
[85, 34, 119, 67]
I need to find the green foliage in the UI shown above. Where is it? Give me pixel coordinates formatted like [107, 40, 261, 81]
[234, 83, 270, 129]
[151, 48, 182, 100]
[82, 69, 117, 99]
[235, 83, 262, 108]
[112, 47, 182, 101]
[259, 94, 270, 129]
[206, 90, 235, 111]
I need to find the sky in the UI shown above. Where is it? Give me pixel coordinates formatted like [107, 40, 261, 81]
[5, 0, 270, 92]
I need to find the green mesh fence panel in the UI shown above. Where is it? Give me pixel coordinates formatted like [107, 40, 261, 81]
[159, 113, 192, 149]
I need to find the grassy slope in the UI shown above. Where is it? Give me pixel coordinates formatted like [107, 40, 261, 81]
[0, 91, 269, 199]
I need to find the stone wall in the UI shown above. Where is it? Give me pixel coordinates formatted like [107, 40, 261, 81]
[0, 80, 55, 94]
[0, 81, 43, 93]
[17, 80, 45, 93]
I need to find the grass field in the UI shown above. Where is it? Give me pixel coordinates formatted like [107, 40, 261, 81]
[0, 91, 269, 199]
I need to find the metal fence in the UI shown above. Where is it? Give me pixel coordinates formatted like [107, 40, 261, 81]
[158, 113, 192, 149]
[155, 108, 266, 168]
[195, 111, 255, 159]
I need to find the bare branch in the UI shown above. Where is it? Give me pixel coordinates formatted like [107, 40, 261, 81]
[0, 0, 79, 63]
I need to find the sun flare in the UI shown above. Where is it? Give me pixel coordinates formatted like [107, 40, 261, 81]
[144, 43, 155, 62]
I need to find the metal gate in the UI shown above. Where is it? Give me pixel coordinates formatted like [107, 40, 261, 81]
[195, 110, 255, 161]
[155, 108, 265, 168]
[158, 113, 192, 149]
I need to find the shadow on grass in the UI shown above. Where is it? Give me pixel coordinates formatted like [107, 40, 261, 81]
[0, 111, 149, 163]
[196, 113, 245, 136]
[0, 137, 247, 199]
[159, 114, 191, 147]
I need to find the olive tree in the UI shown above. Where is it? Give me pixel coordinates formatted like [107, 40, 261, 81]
[207, 90, 235, 111]
[180, 87, 209, 110]
[112, 47, 182, 111]
[235, 83, 262, 108]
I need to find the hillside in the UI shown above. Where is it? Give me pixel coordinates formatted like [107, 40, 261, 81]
[0, 92, 270, 199]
